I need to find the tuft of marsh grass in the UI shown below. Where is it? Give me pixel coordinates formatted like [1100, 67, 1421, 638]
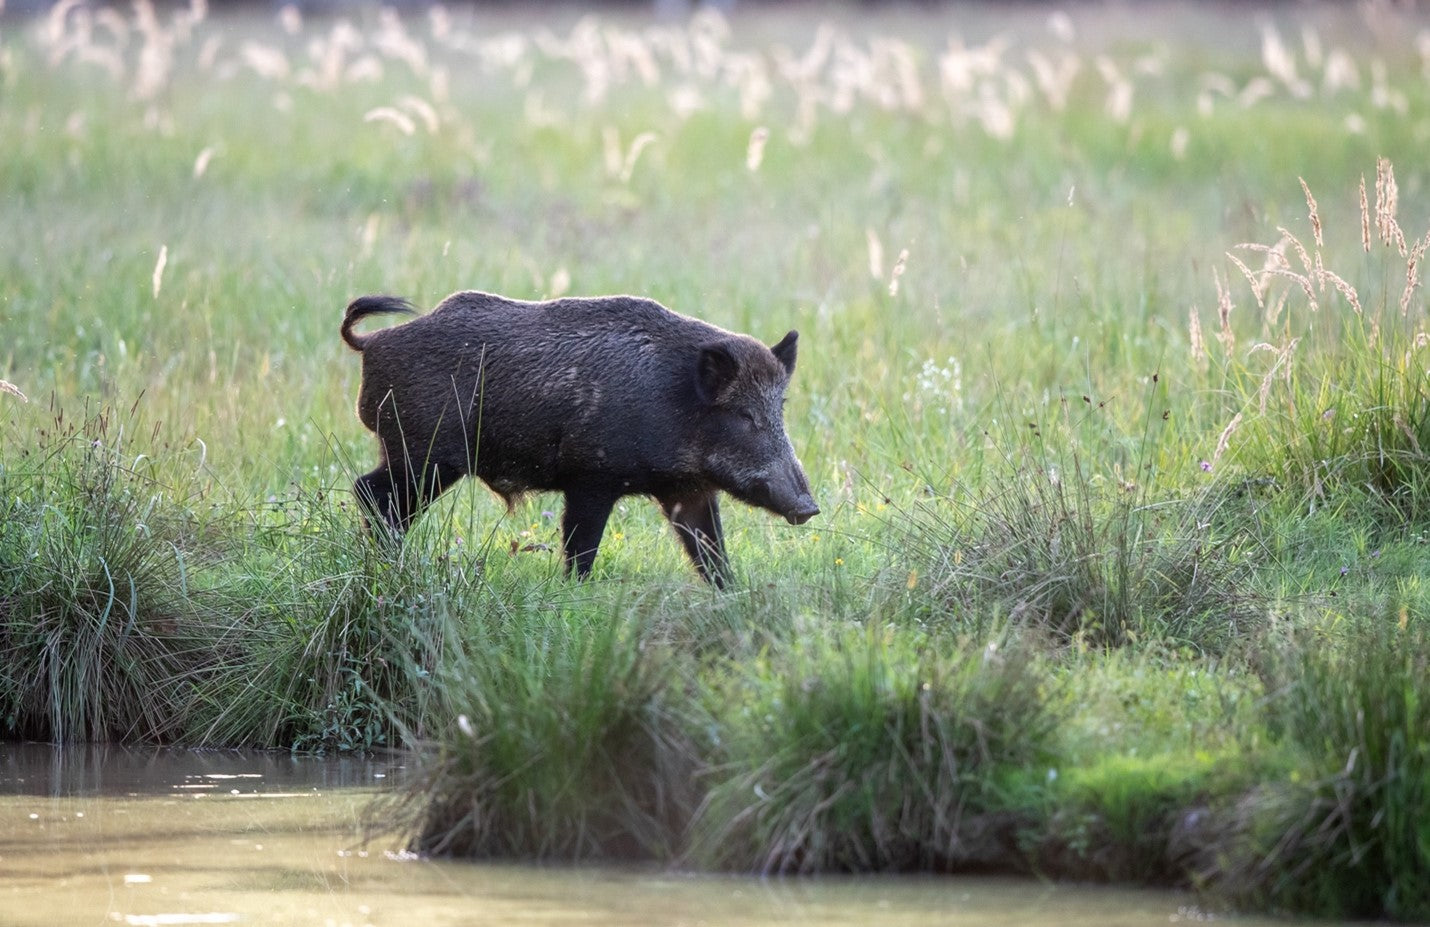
[382, 603, 699, 861]
[687, 625, 1058, 874]
[0, 403, 241, 743]
[896, 391, 1259, 653]
[1206, 162, 1430, 523]
[1206, 608, 1430, 920]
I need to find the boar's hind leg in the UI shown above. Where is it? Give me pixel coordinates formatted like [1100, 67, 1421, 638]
[355, 461, 461, 538]
[561, 488, 620, 580]
[659, 491, 729, 588]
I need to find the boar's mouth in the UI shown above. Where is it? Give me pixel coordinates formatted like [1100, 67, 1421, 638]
[785, 502, 819, 526]
[735, 469, 818, 526]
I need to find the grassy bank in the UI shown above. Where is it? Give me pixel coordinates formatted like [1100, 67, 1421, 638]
[3, 0, 1430, 918]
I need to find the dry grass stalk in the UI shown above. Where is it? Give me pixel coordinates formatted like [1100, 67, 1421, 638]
[1299, 177, 1323, 249]
[1225, 250, 1266, 309]
[1215, 268, 1236, 354]
[151, 244, 168, 299]
[1188, 306, 1207, 369]
[1402, 233, 1427, 317]
[0, 379, 27, 403]
[364, 106, 415, 136]
[192, 146, 215, 179]
[1360, 174, 1372, 253]
[1376, 157, 1407, 255]
[888, 248, 909, 297]
[866, 228, 884, 280]
[1279, 228, 1315, 277]
[746, 126, 769, 172]
[1319, 268, 1363, 316]
[1214, 412, 1243, 462]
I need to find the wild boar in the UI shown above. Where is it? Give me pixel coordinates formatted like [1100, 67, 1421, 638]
[341, 290, 818, 586]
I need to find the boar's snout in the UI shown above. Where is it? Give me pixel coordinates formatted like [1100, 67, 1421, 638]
[785, 498, 820, 525]
[752, 462, 819, 526]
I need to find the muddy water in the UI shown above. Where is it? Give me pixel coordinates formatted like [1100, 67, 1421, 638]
[1, 745, 1282, 927]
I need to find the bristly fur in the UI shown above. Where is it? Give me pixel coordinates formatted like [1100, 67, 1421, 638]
[341, 288, 817, 586]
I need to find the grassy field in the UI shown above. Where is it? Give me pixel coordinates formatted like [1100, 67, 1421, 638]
[4, 0, 1430, 918]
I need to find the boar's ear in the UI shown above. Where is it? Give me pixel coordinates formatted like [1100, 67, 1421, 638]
[696, 341, 741, 405]
[770, 330, 798, 376]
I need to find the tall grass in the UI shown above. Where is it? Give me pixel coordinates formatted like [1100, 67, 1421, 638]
[0, 402, 239, 742]
[198, 487, 482, 752]
[1206, 609, 1430, 920]
[688, 626, 1057, 874]
[897, 387, 1259, 653]
[384, 603, 699, 860]
[1204, 160, 1430, 522]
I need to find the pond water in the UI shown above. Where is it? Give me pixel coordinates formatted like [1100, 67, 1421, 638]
[0, 744, 1290, 927]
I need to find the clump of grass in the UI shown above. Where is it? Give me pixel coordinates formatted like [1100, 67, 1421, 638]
[1029, 749, 1261, 886]
[0, 403, 239, 743]
[1206, 607, 1430, 919]
[202, 485, 488, 753]
[1207, 161, 1430, 521]
[687, 624, 1058, 874]
[899, 393, 1258, 652]
[383, 603, 698, 860]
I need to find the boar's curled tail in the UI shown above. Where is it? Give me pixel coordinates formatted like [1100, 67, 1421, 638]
[341, 295, 417, 352]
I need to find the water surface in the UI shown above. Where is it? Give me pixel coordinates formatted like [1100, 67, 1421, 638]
[0, 744, 1294, 927]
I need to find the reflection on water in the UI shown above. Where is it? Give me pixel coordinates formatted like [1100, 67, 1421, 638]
[0, 745, 1297, 927]
[0, 742, 406, 797]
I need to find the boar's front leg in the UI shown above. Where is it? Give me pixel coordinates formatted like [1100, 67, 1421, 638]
[561, 487, 620, 580]
[658, 490, 729, 588]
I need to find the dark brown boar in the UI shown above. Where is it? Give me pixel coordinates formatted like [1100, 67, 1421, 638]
[341, 289, 818, 586]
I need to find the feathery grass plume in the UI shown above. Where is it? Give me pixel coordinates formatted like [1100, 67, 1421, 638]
[1375, 157, 1406, 255]
[1318, 268, 1362, 316]
[1298, 177, 1322, 249]
[1210, 417, 1243, 471]
[1224, 250, 1264, 313]
[363, 106, 415, 136]
[1359, 174, 1372, 251]
[1026, 48, 1080, 111]
[192, 146, 215, 178]
[1096, 56, 1133, 122]
[620, 132, 659, 183]
[866, 227, 884, 279]
[888, 247, 908, 296]
[1401, 232, 1426, 318]
[151, 244, 167, 299]
[689, 625, 1058, 873]
[1188, 306, 1207, 370]
[1214, 268, 1236, 354]
[745, 126, 768, 171]
[0, 380, 26, 403]
[397, 95, 441, 133]
[278, 4, 301, 37]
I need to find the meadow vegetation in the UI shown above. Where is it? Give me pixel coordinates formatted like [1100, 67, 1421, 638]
[3, 0, 1430, 918]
